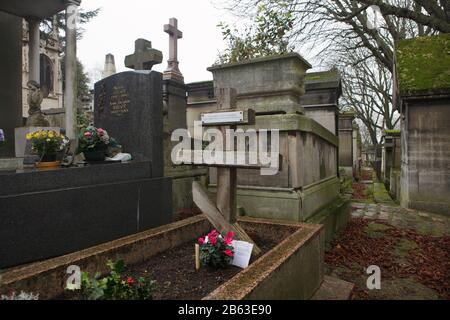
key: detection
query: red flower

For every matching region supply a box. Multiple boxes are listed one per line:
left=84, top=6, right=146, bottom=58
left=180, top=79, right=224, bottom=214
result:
left=127, top=277, right=135, bottom=287
left=223, top=231, right=234, bottom=245
left=198, top=237, right=205, bottom=245
left=208, top=230, right=218, bottom=238
left=209, top=236, right=217, bottom=245
left=224, top=249, right=233, bottom=257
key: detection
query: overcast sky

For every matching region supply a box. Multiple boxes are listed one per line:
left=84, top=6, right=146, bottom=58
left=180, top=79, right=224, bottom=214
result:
left=78, top=0, right=319, bottom=88
left=78, top=0, right=237, bottom=87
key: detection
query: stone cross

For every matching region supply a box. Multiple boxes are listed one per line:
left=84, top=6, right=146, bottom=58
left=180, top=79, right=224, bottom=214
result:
left=124, top=38, right=163, bottom=71
left=163, top=18, right=183, bottom=80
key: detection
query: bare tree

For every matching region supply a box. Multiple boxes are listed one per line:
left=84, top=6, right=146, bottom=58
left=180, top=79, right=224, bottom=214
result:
left=217, top=0, right=443, bottom=145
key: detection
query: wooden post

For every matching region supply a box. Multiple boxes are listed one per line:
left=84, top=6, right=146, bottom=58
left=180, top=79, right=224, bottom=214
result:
left=193, top=182, right=262, bottom=255
left=195, top=244, right=200, bottom=271
left=216, top=88, right=238, bottom=223
left=190, top=87, right=263, bottom=256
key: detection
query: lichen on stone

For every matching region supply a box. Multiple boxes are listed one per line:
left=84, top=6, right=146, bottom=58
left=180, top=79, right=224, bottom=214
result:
left=305, top=68, right=340, bottom=82
left=395, top=33, right=450, bottom=95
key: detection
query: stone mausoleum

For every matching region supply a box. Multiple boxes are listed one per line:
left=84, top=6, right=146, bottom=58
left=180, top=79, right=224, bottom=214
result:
left=187, top=54, right=349, bottom=240
left=395, top=33, right=450, bottom=215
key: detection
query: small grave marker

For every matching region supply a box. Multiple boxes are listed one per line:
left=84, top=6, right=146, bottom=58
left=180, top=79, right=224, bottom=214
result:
left=191, top=88, right=262, bottom=256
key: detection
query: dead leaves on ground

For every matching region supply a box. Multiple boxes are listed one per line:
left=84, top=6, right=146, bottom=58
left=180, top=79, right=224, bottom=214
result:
left=326, top=218, right=450, bottom=299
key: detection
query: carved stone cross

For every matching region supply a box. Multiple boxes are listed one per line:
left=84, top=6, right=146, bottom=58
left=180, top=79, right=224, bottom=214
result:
left=163, top=18, right=183, bottom=81
left=124, top=38, right=163, bottom=71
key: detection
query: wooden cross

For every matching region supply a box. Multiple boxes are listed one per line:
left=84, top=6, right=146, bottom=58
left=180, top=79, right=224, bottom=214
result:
left=124, top=38, right=163, bottom=71
left=192, top=88, right=262, bottom=256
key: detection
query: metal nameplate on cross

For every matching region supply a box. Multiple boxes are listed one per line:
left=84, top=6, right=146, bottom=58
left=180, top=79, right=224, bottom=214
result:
left=124, top=38, right=163, bottom=71
left=192, top=88, right=262, bottom=256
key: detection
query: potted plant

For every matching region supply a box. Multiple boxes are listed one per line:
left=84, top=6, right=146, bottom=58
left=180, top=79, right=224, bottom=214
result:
left=26, top=130, right=69, bottom=170
left=77, top=126, right=118, bottom=162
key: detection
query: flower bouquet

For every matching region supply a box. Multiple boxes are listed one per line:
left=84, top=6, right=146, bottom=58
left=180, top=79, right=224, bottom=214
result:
left=198, top=230, right=235, bottom=269
left=77, top=126, right=118, bottom=162
left=26, top=130, right=69, bottom=169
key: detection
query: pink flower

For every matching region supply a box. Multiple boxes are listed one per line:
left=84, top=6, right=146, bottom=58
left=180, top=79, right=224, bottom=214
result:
left=198, top=237, right=205, bottom=245
left=96, top=128, right=105, bottom=136
left=223, top=231, right=234, bottom=245
left=209, top=236, right=217, bottom=245
left=224, top=249, right=233, bottom=257
left=208, top=230, right=218, bottom=238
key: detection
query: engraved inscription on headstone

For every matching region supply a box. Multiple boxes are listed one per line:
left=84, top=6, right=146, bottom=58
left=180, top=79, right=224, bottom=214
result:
left=96, top=82, right=106, bottom=114
left=110, top=85, right=130, bottom=116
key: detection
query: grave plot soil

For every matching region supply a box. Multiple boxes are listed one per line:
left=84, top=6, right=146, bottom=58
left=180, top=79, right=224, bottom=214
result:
left=125, top=223, right=298, bottom=300
left=325, top=218, right=450, bottom=300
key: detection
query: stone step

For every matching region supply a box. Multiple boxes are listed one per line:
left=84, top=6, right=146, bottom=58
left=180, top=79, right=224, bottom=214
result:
left=311, top=276, right=355, bottom=300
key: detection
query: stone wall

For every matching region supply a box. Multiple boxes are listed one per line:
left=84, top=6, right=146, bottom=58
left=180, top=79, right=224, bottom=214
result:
left=400, top=100, right=450, bottom=214
left=300, top=69, right=341, bottom=135
left=338, top=113, right=354, bottom=170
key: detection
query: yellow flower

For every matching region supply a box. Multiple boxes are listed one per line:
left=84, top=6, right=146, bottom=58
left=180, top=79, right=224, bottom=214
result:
left=48, top=133, right=54, bottom=138
left=26, top=133, right=32, bottom=140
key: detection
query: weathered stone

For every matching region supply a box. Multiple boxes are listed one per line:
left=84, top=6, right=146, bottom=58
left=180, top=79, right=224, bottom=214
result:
left=208, top=53, right=312, bottom=114
left=124, top=39, right=163, bottom=71
left=300, top=69, right=342, bottom=135
left=395, top=34, right=450, bottom=215
left=338, top=112, right=355, bottom=174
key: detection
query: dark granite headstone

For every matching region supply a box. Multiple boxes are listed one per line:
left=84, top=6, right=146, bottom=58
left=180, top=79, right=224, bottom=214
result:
left=0, top=161, right=172, bottom=269
left=94, top=71, right=164, bottom=177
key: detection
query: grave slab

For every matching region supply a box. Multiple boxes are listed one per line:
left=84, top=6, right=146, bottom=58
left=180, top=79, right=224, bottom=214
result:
left=0, top=161, right=172, bottom=269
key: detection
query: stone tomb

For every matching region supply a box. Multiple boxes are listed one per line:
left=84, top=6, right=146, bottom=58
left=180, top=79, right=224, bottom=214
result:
left=338, top=112, right=355, bottom=177
left=395, top=34, right=450, bottom=214
left=300, top=69, right=342, bottom=135
left=160, top=20, right=208, bottom=215
left=381, top=130, right=401, bottom=199
left=0, top=67, right=173, bottom=269
left=0, top=161, right=172, bottom=269
left=205, top=54, right=343, bottom=224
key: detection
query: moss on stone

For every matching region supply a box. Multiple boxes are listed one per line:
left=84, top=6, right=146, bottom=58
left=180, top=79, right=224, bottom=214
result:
left=363, top=222, right=392, bottom=238
left=305, top=68, right=340, bottom=82
left=384, top=130, right=401, bottom=135
left=395, top=33, right=450, bottom=95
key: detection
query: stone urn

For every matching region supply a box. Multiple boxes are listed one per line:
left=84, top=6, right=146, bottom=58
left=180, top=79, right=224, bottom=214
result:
left=207, top=53, right=312, bottom=115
